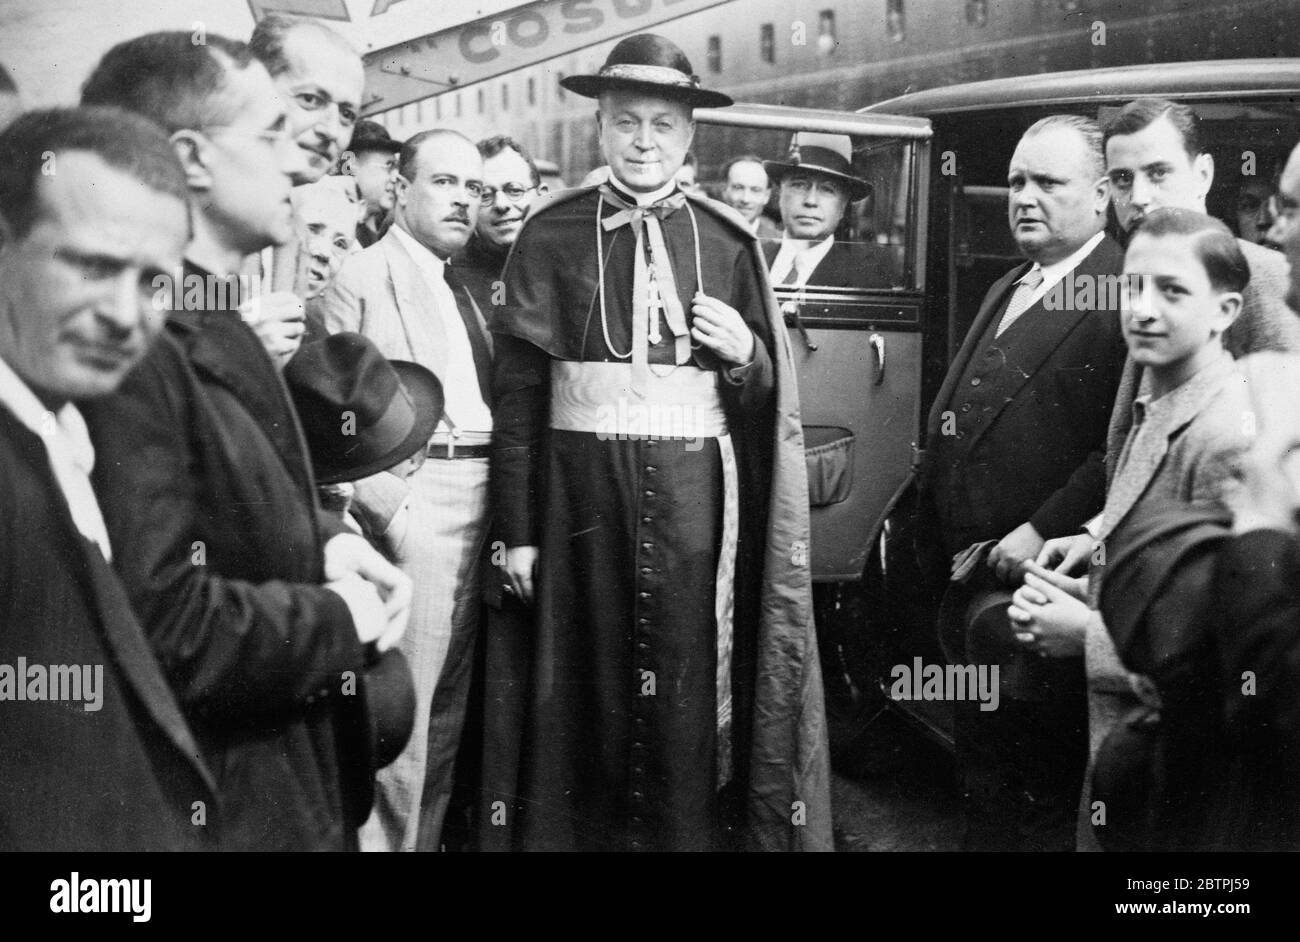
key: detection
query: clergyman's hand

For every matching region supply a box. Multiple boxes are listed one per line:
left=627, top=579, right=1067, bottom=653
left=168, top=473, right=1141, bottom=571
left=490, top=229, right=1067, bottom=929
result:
left=504, top=545, right=539, bottom=606
left=690, top=293, right=755, bottom=366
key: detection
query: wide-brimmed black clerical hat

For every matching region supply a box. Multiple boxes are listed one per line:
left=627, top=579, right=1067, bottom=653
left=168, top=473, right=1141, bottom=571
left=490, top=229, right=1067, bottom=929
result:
left=286, top=332, right=443, bottom=485
left=560, top=33, right=733, bottom=109
left=764, top=133, right=871, bottom=201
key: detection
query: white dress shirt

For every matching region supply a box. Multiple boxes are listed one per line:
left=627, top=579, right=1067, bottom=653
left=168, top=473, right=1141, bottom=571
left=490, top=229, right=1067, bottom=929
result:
left=0, top=356, right=113, bottom=560
left=1018, top=230, right=1106, bottom=309
left=768, top=233, right=837, bottom=288
left=391, top=225, right=493, bottom=434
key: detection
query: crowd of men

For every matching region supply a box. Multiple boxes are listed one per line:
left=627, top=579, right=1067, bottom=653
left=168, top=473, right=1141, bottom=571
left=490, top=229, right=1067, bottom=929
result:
left=3, top=16, right=1300, bottom=853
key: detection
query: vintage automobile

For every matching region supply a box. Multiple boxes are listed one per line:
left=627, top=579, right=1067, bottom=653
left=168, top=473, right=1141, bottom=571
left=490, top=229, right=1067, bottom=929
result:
left=691, top=58, right=1300, bottom=765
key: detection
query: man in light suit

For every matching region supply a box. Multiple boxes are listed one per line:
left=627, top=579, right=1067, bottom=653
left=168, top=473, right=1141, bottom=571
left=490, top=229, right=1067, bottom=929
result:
left=0, top=107, right=215, bottom=850
left=317, top=128, right=494, bottom=852
left=916, top=114, right=1127, bottom=851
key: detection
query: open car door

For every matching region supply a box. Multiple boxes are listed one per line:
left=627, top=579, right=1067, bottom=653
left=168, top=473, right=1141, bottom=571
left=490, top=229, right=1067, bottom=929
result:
left=693, top=104, right=932, bottom=581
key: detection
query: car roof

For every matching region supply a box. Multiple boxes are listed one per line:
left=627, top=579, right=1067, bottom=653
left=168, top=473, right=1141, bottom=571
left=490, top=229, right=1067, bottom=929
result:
left=864, top=58, right=1300, bottom=117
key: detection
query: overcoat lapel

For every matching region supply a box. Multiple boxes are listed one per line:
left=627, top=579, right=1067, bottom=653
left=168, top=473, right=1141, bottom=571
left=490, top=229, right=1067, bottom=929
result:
left=173, top=309, right=316, bottom=501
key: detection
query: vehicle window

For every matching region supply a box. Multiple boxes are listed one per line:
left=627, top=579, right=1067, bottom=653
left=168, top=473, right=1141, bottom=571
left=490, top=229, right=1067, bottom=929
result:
left=695, top=126, right=921, bottom=318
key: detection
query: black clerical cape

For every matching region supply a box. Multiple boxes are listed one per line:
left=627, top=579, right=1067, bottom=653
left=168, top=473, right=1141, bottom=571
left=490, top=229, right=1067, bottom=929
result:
left=488, top=185, right=831, bottom=851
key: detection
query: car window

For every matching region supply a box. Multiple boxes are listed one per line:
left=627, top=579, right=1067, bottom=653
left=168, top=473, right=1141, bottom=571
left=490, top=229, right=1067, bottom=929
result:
left=696, top=126, right=922, bottom=308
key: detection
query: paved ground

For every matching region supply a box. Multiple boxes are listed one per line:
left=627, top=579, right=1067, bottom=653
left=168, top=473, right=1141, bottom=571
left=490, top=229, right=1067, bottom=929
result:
left=830, top=706, right=963, bottom=852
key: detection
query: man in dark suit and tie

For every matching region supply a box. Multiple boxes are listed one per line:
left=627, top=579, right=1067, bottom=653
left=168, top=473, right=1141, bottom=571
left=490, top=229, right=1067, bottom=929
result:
left=761, top=133, right=903, bottom=293
left=916, top=114, right=1127, bottom=850
left=0, top=107, right=215, bottom=850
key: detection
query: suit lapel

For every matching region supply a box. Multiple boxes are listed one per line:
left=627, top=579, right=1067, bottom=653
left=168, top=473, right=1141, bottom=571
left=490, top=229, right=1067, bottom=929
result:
left=1099, top=423, right=1172, bottom=541
left=77, top=530, right=219, bottom=795
left=1098, top=358, right=1234, bottom=539
left=381, top=232, right=450, bottom=380
left=0, top=411, right=216, bottom=795
left=965, top=238, right=1122, bottom=454
left=926, top=263, right=1026, bottom=440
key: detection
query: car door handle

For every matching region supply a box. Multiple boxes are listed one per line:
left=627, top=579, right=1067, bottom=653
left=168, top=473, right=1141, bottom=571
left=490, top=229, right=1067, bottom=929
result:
left=869, top=333, right=885, bottom=385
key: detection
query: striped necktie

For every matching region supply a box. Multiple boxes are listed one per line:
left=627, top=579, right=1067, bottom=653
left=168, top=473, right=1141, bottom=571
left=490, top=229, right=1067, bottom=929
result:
left=995, top=265, right=1044, bottom=337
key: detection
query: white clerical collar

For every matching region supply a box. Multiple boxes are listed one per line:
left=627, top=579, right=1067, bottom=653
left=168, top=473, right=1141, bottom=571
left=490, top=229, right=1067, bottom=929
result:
left=606, top=175, right=680, bottom=207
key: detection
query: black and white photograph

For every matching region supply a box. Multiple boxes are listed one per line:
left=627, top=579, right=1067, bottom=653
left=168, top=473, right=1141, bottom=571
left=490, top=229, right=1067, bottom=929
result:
left=1, top=0, right=1298, bottom=920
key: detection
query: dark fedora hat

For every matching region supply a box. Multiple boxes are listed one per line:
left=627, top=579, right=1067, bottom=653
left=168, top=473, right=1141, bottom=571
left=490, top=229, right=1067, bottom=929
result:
left=560, top=33, right=733, bottom=109
left=336, top=646, right=418, bottom=829
left=346, top=119, right=403, bottom=156
left=764, top=132, right=871, bottom=201
left=286, top=332, right=443, bottom=485
left=936, top=550, right=1061, bottom=703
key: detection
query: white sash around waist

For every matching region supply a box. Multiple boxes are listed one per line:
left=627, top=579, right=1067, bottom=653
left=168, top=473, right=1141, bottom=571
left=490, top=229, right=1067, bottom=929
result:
left=549, top=361, right=727, bottom=439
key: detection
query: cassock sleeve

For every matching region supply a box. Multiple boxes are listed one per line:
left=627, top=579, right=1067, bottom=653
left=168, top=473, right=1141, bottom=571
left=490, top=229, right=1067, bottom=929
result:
left=87, top=341, right=366, bottom=720
left=489, top=219, right=560, bottom=549
left=490, top=334, right=549, bottom=548
left=714, top=244, right=775, bottom=415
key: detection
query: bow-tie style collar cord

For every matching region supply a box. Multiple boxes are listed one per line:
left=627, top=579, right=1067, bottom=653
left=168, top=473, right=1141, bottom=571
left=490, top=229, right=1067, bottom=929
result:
left=594, top=187, right=707, bottom=395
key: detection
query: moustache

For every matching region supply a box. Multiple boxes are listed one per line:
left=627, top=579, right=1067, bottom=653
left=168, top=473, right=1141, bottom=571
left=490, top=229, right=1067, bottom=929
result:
left=444, top=213, right=471, bottom=225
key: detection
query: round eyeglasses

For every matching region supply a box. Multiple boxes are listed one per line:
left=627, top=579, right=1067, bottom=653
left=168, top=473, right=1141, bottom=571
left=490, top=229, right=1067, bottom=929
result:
left=479, top=183, right=536, bottom=206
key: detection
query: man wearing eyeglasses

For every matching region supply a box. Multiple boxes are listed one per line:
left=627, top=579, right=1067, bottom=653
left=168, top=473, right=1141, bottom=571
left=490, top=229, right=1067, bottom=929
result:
left=318, top=129, right=495, bottom=852
left=80, top=31, right=412, bottom=851
left=453, top=137, right=544, bottom=319
left=446, top=134, right=544, bottom=851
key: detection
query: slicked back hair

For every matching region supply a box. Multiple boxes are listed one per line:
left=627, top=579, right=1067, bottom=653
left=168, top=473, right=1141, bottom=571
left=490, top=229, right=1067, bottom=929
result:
left=1022, top=113, right=1105, bottom=181
left=81, top=31, right=255, bottom=134
left=1103, top=98, right=1204, bottom=160
left=249, top=13, right=356, bottom=76
left=0, top=107, right=190, bottom=240
left=477, top=135, right=540, bottom=188
left=722, top=154, right=769, bottom=182
left=1132, top=206, right=1250, bottom=294
left=399, top=128, right=475, bottom=183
